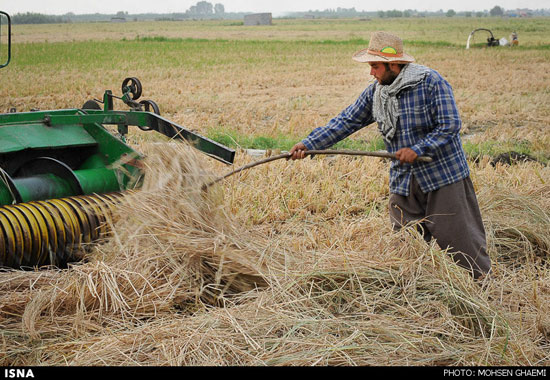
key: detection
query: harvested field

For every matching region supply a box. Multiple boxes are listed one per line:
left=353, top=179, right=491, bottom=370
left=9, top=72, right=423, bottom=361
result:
left=0, top=17, right=549, bottom=366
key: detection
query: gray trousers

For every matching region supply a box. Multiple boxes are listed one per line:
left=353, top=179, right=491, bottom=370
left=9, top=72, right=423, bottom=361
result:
left=388, top=176, right=491, bottom=278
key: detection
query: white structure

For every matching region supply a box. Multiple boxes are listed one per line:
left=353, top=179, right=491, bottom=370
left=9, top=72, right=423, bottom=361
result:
left=244, top=13, right=272, bottom=26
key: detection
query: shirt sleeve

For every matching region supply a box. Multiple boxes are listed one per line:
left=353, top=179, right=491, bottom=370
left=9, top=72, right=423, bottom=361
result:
left=410, top=77, right=462, bottom=157
left=302, top=85, right=375, bottom=150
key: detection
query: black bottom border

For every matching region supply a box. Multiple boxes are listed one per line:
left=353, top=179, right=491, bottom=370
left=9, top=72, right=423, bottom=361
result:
left=1, top=366, right=548, bottom=378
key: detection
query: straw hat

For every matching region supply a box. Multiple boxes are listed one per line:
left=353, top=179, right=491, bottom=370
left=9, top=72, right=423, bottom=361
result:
left=352, top=31, right=415, bottom=64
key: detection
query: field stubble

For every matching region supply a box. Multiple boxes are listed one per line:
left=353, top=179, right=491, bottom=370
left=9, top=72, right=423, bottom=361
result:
left=0, top=18, right=549, bottom=366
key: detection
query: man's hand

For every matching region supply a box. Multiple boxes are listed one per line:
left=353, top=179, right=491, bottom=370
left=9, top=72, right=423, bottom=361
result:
left=395, top=148, right=418, bottom=164
left=288, top=142, right=308, bottom=160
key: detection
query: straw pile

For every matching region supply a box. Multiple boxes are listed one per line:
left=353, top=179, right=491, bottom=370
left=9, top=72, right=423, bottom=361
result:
left=1, top=143, right=549, bottom=366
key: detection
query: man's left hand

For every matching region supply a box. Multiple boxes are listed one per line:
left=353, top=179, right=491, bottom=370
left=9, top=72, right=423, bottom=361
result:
left=395, top=148, right=418, bottom=164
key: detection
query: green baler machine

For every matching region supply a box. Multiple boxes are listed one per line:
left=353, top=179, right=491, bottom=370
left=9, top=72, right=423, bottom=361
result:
left=0, top=75, right=235, bottom=268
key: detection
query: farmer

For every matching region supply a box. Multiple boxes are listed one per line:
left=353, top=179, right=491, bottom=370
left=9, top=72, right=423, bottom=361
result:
left=289, top=31, right=491, bottom=279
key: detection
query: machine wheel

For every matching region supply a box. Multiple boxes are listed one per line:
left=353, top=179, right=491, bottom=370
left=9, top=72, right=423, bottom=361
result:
left=82, top=99, right=102, bottom=110
left=122, top=77, right=142, bottom=100
left=139, top=100, right=160, bottom=115
left=137, top=100, right=160, bottom=131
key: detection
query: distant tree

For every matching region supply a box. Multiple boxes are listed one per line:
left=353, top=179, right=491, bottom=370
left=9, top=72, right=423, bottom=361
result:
left=214, top=3, right=225, bottom=14
left=446, top=9, right=456, bottom=17
left=476, top=11, right=485, bottom=17
left=336, top=7, right=356, bottom=13
left=465, top=11, right=472, bottom=17
left=385, top=9, right=403, bottom=17
left=490, top=5, right=504, bottom=16
left=186, top=1, right=214, bottom=16
left=12, top=12, right=67, bottom=24
left=197, top=1, right=213, bottom=14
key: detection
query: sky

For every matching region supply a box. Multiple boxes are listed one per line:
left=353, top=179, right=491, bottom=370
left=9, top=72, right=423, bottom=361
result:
left=1, top=0, right=548, bottom=16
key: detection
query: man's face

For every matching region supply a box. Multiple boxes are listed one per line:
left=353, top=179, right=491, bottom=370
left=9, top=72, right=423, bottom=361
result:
left=369, top=62, right=400, bottom=85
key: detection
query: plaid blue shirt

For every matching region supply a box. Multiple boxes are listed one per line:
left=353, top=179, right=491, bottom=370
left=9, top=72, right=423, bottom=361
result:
left=302, top=66, right=470, bottom=196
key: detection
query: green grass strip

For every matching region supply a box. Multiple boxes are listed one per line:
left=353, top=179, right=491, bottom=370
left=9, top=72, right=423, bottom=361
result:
left=207, top=128, right=386, bottom=152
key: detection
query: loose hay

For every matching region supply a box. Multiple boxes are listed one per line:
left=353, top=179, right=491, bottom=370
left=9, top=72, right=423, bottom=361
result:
left=0, top=144, right=549, bottom=366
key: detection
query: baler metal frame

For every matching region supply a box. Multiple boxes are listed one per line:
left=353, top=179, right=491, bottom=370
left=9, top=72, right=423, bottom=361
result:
left=0, top=76, right=235, bottom=269
left=1, top=108, right=235, bottom=165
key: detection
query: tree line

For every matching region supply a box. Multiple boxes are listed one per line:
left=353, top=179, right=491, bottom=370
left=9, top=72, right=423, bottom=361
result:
left=11, top=12, right=69, bottom=24
left=377, top=6, right=515, bottom=18
left=8, top=3, right=547, bottom=24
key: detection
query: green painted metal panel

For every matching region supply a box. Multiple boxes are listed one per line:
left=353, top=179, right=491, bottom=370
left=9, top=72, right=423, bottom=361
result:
left=0, top=183, right=15, bottom=205
left=0, top=123, right=97, bottom=154
left=74, top=168, right=121, bottom=194
left=0, top=106, right=234, bottom=207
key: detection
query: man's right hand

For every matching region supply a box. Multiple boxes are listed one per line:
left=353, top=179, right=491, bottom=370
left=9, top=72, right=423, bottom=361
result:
left=288, top=142, right=308, bottom=160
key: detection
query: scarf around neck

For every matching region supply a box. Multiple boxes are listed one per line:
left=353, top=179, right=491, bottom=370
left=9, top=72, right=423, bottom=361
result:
left=373, top=63, right=431, bottom=143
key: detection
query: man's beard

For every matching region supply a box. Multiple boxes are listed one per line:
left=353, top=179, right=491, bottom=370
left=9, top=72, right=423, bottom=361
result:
left=379, top=70, right=400, bottom=85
